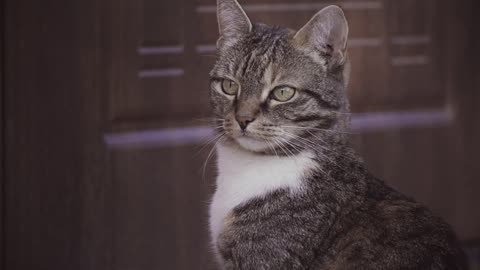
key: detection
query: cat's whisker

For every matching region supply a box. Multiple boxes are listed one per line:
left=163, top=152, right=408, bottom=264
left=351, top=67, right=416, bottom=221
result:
left=272, top=137, right=293, bottom=159
left=281, top=132, right=317, bottom=149
left=202, top=134, right=225, bottom=182
left=199, top=54, right=218, bottom=58
left=270, top=138, right=284, bottom=156
left=296, top=130, right=360, bottom=170
left=281, top=132, right=338, bottom=167
left=302, top=130, right=351, bottom=157
left=278, top=136, right=301, bottom=154
left=280, top=133, right=308, bottom=153
left=282, top=129, right=353, bottom=165
left=276, top=137, right=296, bottom=158
left=282, top=125, right=355, bottom=135
left=197, top=130, right=223, bottom=147
left=304, top=131, right=333, bottom=149
left=189, top=117, right=226, bottom=125
left=265, top=139, right=280, bottom=159
left=281, top=133, right=331, bottom=178
left=329, top=111, right=353, bottom=115
left=196, top=131, right=225, bottom=155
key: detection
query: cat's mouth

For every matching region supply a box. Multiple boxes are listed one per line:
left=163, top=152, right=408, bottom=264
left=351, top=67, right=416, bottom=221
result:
left=234, top=135, right=271, bottom=152
left=223, top=120, right=276, bottom=152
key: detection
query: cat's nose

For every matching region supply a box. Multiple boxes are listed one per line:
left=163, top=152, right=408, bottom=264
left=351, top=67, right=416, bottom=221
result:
left=235, top=116, right=255, bottom=131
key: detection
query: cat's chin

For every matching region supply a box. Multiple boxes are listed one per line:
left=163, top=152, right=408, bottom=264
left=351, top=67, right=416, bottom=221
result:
left=234, top=136, right=270, bottom=153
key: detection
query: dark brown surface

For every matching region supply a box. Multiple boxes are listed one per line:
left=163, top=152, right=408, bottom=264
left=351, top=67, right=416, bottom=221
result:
left=2, top=0, right=480, bottom=270
left=109, top=0, right=449, bottom=130
left=352, top=127, right=469, bottom=239
left=443, top=0, right=480, bottom=239
left=110, top=146, right=217, bottom=270
left=4, top=0, right=110, bottom=269
left=0, top=0, right=4, bottom=267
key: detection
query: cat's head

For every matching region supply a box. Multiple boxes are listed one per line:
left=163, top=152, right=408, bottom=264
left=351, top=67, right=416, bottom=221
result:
left=210, top=0, right=351, bottom=154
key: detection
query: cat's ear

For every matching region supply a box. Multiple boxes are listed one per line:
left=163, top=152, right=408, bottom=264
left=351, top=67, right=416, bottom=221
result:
left=216, top=0, right=252, bottom=49
left=294, top=5, right=348, bottom=67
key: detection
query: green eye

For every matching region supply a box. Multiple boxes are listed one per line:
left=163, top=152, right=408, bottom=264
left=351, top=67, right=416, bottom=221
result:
left=272, top=86, right=296, bottom=102
left=221, top=79, right=239, bottom=95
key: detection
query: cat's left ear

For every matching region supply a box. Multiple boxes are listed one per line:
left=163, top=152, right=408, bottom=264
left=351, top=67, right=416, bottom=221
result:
left=294, top=5, right=349, bottom=67
left=216, top=0, right=252, bottom=49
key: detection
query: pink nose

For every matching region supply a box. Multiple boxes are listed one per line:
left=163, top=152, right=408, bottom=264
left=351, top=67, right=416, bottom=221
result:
left=235, top=116, right=255, bottom=131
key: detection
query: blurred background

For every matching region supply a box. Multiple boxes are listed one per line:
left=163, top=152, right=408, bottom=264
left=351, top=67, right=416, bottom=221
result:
left=2, top=0, right=480, bottom=269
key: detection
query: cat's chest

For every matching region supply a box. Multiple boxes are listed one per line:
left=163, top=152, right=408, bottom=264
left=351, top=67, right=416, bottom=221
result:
left=208, top=144, right=315, bottom=249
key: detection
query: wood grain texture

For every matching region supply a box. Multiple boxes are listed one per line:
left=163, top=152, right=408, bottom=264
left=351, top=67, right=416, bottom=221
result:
left=110, top=145, right=217, bottom=270
left=195, top=8, right=385, bottom=44
left=4, top=0, right=110, bottom=269
left=110, top=0, right=450, bottom=130
left=351, top=127, right=460, bottom=230
left=3, top=0, right=480, bottom=270
left=106, top=0, right=212, bottom=129
left=442, top=0, right=480, bottom=240
left=0, top=0, right=4, bottom=266
left=143, top=0, right=184, bottom=46
left=382, top=0, right=445, bottom=112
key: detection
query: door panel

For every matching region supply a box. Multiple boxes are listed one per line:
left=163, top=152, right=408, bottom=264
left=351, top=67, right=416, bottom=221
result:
left=107, top=0, right=448, bottom=132
left=3, top=0, right=479, bottom=270
left=110, top=146, right=216, bottom=270
left=0, top=0, right=4, bottom=265
left=102, top=1, right=479, bottom=269
left=4, top=1, right=110, bottom=269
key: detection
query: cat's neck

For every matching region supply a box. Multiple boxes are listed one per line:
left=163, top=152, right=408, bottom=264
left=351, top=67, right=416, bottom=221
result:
left=215, top=143, right=317, bottom=190
left=210, top=143, right=318, bottom=248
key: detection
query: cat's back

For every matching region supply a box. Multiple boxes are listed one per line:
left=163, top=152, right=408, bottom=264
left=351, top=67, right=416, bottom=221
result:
left=316, top=175, right=469, bottom=270
left=215, top=161, right=468, bottom=270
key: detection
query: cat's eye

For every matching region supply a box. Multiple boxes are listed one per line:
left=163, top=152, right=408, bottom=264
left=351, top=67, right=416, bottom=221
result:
left=272, top=86, right=296, bottom=102
left=221, top=79, right=239, bottom=96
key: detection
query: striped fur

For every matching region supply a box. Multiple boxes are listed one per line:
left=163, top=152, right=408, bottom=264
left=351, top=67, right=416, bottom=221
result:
left=208, top=1, right=467, bottom=269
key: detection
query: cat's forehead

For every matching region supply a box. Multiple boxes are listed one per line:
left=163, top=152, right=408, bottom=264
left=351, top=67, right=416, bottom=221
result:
left=223, top=28, right=302, bottom=80
left=211, top=23, right=327, bottom=97
left=219, top=26, right=289, bottom=65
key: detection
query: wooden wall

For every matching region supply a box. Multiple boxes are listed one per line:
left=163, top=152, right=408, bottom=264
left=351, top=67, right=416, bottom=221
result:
left=2, top=0, right=479, bottom=270
left=106, top=0, right=448, bottom=131
left=3, top=1, right=110, bottom=269
left=0, top=0, right=4, bottom=266
left=101, top=1, right=480, bottom=269
left=444, top=0, right=480, bottom=239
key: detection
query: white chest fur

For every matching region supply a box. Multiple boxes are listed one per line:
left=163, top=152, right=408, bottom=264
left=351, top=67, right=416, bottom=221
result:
left=209, top=143, right=315, bottom=250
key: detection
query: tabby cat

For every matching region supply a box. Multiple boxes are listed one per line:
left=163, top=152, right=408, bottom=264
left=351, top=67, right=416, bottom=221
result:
left=208, top=0, right=467, bottom=269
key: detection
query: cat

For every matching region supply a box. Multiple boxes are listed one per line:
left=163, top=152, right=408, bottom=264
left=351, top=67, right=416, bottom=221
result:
left=208, top=0, right=468, bottom=269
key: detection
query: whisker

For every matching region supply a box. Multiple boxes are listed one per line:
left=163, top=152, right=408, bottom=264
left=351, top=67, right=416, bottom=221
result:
left=281, top=132, right=339, bottom=169
left=276, top=137, right=296, bottom=158
left=189, top=117, right=225, bottom=125
left=281, top=133, right=332, bottom=178
left=265, top=139, right=279, bottom=159
left=282, top=125, right=355, bottom=135
left=298, top=130, right=360, bottom=171
left=278, top=135, right=303, bottom=154
left=199, top=54, right=218, bottom=58
left=272, top=137, right=292, bottom=158
left=329, top=111, right=353, bottom=115
left=202, top=135, right=225, bottom=182
left=196, top=131, right=225, bottom=155
left=286, top=134, right=361, bottom=165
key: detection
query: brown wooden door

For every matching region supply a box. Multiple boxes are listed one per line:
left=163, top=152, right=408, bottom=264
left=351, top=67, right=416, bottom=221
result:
left=4, top=1, right=111, bottom=269
left=3, top=0, right=479, bottom=270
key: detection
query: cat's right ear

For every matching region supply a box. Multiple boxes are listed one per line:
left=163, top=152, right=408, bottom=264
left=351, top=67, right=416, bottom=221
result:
left=293, top=5, right=349, bottom=68
left=216, top=0, right=252, bottom=49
